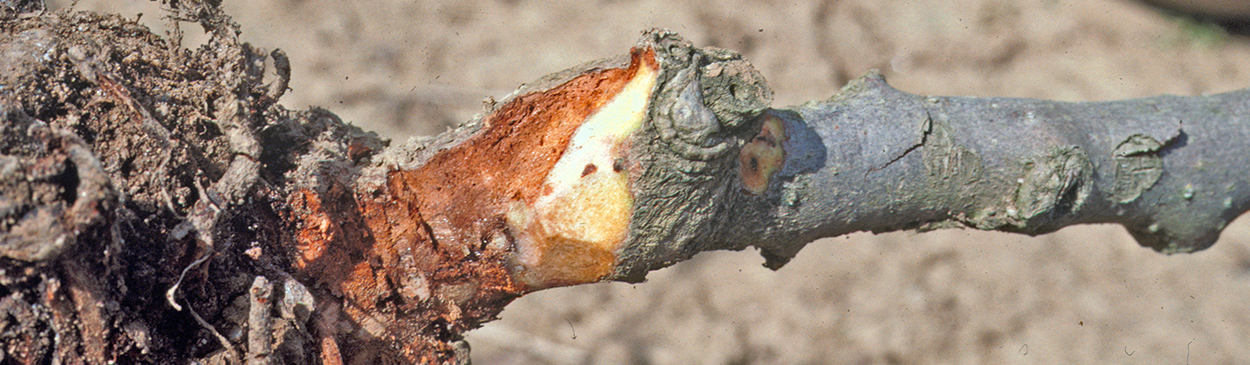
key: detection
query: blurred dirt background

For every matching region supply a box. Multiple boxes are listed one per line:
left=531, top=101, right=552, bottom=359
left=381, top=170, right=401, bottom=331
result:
left=47, top=0, right=1250, bottom=363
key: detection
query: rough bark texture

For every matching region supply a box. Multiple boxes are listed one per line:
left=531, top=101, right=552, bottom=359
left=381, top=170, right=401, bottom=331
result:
left=724, top=75, right=1250, bottom=268
left=1, top=2, right=1248, bottom=365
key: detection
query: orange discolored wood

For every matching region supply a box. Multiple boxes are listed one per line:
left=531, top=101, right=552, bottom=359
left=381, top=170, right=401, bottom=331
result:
left=287, top=185, right=376, bottom=297
left=739, top=113, right=788, bottom=194
left=385, top=47, right=658, bottom=290
left=284, top=46, right=660, bottom=363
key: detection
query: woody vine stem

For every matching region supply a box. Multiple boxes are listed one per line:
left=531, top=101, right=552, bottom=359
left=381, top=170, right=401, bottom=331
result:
left=279, top=30, right=1249, bottom=363
left=0, top=5, right=1248, bottom=364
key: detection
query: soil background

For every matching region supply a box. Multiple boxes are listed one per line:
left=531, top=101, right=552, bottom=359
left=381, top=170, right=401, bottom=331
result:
left=46, top=0, right=1250, bottom=363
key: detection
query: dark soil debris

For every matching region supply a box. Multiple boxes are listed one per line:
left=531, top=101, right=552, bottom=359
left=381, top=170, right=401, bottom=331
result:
left=0, top=2, right=382, bottom=364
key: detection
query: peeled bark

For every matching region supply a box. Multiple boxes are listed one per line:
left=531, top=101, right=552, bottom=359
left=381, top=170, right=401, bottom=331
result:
left=0, top=3, right=1247, bottom=365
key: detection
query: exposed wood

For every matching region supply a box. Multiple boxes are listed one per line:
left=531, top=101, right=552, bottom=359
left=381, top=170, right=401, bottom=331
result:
left=0, top=3, right=1247, bottom=364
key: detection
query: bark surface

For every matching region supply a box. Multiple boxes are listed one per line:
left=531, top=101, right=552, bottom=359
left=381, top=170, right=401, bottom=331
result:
left=0, top=2, right=1247, bottom=365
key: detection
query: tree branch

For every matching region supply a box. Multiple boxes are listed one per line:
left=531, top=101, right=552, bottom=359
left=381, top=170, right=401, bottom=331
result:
left=2, top=4, right=1248, bottom=364
left=304, top=30, right=1248, bottom=362
left=716, top=73, right=1249, bottom=271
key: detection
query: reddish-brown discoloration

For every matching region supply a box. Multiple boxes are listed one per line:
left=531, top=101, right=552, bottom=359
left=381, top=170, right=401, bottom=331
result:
left=287, top=48, right=659, bottom=364
left=387, top=47, right=658, bottom=289
left=392, top=47, right=657, bottom=231
left=739, top=113, right=788, bottom=194
left=288, top=186, right=375, bottom=297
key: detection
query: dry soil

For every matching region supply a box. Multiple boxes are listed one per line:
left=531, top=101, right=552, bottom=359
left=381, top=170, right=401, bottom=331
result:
left=48, top=0, right=1250, bottom=363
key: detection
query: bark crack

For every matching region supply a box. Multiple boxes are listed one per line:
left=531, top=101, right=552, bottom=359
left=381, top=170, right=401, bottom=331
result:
left=866, top=110, right=932, bottom=177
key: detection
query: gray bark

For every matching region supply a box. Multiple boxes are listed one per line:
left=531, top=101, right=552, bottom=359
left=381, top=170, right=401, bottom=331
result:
left=614, top=61, right=1248, bottom=280
left=736, top=73, right=1249, bottom=269
left=2, top=2, right=1249, bottom=363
